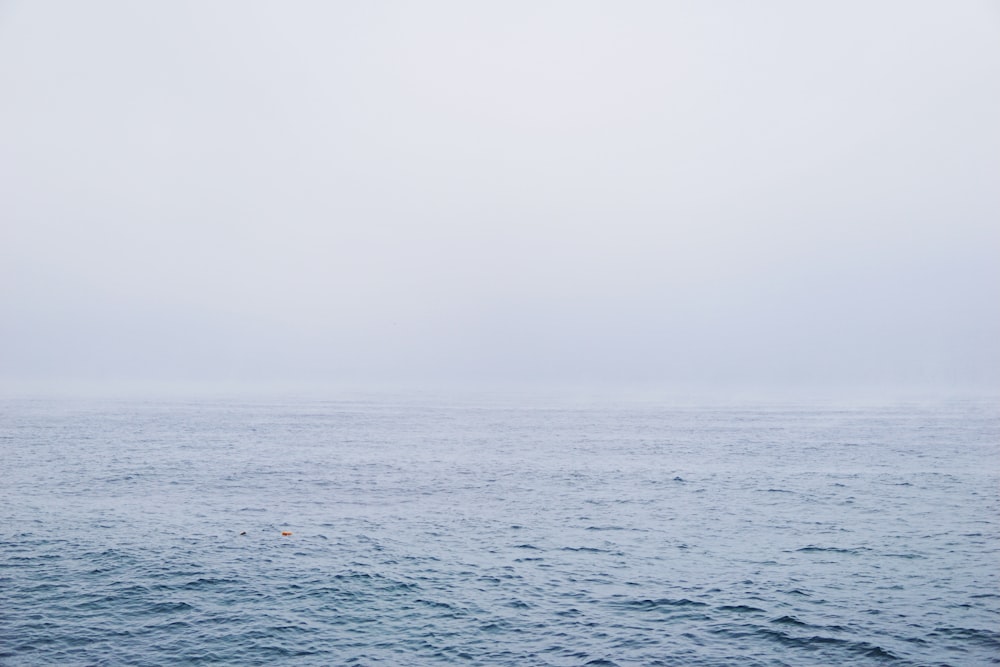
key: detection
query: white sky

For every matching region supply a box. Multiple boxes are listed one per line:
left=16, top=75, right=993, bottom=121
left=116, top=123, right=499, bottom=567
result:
left=1, top=1, right=998, bottom=393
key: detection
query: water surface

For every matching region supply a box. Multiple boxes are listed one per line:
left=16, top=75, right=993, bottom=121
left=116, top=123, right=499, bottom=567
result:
left=2, top=395, right=998, bottom=665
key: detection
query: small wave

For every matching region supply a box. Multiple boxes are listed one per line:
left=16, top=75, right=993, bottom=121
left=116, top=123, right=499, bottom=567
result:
left=414, top=598, right=463, bottom=613
left=555, top=607, right=582, bottom=617
left=796, top=546, right=866, bottom=555
left=751, top=627, right=899, bottom=660
left=560, top=546, right=616, bottom=554
left=719, top=605, right=765, bottom=613
left=616, top=598, right=708, bottom=610
left=180, top=577, right=238, bottom=590
left=930, top=626, right=1000, bottom=649
left=784, top=589, right=812, bottom=596
left=479, top=621, right=510, bottom=633
left=769, top=616, right=847, bottom=634
left=863, top=645, right=899, bottom=659
left=148, top=601, right=195, bottom=614
left=772, top=615, right=808, bottom=626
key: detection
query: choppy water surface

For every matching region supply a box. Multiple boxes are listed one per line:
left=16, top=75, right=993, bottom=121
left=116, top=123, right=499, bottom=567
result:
left=2, top=394, right=998, bottom=666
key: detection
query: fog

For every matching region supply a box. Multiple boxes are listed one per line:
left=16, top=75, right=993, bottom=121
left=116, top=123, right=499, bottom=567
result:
left=2, top=1, right=998, bottom=395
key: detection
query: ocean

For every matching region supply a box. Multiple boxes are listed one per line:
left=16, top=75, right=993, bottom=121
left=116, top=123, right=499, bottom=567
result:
left=2, top=394, right=998, bottom=666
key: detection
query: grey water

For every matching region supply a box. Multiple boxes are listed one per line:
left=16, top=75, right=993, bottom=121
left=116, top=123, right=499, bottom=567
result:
left=1, top=394, right=998, bottom=666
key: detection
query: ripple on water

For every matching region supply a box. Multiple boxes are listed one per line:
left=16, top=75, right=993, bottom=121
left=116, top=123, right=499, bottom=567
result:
left=1, top=396, right=998, bottom=666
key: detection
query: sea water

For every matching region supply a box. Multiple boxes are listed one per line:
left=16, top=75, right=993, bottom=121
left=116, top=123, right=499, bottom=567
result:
left=1, top=394, right=998, bottom=666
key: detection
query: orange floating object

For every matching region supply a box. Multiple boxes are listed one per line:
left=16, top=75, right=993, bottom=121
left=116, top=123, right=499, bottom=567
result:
left=281, top=531, right=293, bottom=536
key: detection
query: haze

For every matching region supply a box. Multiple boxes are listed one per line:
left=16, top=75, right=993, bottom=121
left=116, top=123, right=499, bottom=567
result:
left=2, top=1, right=998, bottom=395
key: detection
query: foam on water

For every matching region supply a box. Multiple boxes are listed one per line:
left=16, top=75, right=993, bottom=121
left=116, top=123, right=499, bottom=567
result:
left=2, top=395, right=998, bottom=665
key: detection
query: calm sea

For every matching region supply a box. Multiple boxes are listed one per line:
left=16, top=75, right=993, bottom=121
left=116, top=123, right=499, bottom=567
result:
left=2, top=394, right=998, bottom=666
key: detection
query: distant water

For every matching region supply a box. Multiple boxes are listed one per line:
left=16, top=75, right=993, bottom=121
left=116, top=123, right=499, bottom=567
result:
left=2, top=394, right=998, bottom=666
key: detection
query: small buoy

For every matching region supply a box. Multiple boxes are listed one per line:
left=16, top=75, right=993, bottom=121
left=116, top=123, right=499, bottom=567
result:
left=281, top=531, right=293, bottom=536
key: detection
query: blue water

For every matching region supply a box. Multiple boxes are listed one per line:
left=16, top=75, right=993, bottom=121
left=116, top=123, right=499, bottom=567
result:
left=2, top=394, right=998, bottom=665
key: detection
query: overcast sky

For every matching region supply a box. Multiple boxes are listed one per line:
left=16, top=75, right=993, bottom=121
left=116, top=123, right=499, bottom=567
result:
left=1, top=1, right=998, bottom=394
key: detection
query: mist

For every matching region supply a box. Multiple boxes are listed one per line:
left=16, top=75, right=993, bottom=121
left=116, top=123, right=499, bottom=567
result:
left=2, top=1, right=998, bottom=395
